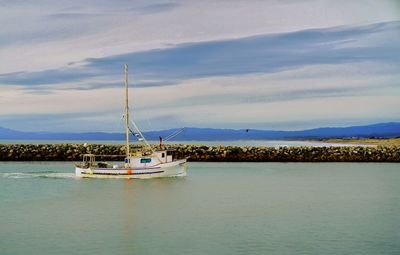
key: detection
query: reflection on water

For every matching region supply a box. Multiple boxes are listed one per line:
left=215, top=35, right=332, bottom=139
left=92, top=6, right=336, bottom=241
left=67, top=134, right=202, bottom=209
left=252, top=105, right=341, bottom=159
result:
left=0, top=162, right=399, bottom=255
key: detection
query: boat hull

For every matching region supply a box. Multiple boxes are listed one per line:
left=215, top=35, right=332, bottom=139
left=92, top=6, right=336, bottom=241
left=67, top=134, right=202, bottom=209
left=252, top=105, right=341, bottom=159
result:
left=75, top=159, right=187, bottom=179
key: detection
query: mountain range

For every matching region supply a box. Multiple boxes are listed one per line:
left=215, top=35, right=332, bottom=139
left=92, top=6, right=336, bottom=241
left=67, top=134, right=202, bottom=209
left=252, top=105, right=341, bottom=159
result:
left=0, top=122, right=399, bottom=141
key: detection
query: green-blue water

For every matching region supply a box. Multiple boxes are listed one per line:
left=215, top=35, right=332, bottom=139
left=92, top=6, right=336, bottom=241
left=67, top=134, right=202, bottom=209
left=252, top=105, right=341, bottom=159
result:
left=1, top=162, right=399, bottom=255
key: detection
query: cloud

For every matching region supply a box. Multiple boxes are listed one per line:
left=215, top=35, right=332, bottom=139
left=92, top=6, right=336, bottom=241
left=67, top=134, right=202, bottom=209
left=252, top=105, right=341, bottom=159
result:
left=2, top=60, right=398, bottom=132
left=1, top=0, right=399, bottom=73
left=0, top=112, right=124, bottom=133
left=1, top=21, right=399, bottom=91
left=127, top=2, right=180, bottom=14
left=1, top=1, right=399, bottom=131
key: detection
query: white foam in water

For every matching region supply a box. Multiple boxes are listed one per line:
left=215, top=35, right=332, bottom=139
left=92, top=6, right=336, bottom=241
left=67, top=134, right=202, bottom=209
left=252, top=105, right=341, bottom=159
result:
left=2, top=172, right=76, bottom=179
left=40, top=173, right=76, bottom=179
left=2, top=173, right=30, bottom=179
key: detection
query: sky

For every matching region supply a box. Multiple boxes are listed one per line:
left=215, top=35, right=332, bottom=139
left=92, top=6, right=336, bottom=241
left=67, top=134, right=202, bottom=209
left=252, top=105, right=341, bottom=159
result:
left=0, top=0, right=399, bottom=132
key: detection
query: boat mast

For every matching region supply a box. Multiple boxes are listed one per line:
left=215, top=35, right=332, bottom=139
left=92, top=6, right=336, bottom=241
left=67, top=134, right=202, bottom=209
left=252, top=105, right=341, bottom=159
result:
left=125, top=64, right=130, bottom=166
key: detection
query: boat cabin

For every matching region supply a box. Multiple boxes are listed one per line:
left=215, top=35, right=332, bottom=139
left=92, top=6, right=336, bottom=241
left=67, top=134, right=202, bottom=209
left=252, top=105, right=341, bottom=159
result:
left=126, top=148, right=177, bottom=168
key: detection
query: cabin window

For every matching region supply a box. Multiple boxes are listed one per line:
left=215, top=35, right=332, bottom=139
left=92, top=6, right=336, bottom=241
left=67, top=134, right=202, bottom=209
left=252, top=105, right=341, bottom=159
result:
left=140, top=158, right=151, bottom=163
left=162, top=153, right=165, bottom=158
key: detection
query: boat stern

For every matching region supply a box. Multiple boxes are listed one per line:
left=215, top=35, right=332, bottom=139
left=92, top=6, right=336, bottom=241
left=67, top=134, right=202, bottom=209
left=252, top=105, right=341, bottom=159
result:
left=75, top=166, right=84, bottom=177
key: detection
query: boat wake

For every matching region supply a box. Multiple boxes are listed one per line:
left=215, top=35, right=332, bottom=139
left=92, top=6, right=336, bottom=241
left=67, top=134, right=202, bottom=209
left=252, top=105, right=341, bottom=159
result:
left=2, top=172, right=76, bottom=179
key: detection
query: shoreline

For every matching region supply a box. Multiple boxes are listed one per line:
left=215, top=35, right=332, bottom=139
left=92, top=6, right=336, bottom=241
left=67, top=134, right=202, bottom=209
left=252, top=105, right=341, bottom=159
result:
left=0, top=144, right=399, bottom=162
left=322, top=138, right=400, bottom=146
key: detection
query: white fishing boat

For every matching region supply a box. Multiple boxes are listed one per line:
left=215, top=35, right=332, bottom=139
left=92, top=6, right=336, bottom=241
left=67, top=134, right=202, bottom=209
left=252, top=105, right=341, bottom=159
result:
left=75, top=64, right=188, bottom=178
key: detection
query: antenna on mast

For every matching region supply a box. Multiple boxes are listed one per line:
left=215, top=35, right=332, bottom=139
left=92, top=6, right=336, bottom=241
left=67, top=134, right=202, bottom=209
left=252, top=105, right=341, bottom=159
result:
left=124, top=64, right=130, bottom=167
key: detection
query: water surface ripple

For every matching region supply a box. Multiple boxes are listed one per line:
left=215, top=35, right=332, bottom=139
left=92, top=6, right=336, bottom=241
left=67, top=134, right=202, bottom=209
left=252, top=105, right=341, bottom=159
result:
left=0, top=162, right=399, bottom=255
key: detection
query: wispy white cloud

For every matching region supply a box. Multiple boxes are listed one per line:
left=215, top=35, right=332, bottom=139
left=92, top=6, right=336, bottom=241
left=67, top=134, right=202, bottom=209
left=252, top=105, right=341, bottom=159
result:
left=1, top=61, right=399, bottom=131
left=1, top=0, right=398, bottom=72
left=0, top=0, right=399, bottom=131
left=1, top=21, right=399, bottom=88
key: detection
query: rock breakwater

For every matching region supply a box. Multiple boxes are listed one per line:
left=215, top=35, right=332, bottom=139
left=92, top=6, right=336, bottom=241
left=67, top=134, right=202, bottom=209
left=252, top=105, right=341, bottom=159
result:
left=0, top=144, right=399, bottom=162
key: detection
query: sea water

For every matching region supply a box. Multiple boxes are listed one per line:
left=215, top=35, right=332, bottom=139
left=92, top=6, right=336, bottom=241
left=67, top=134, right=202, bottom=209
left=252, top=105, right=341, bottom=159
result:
left=0, top=162, right=399, bottom=255
left=0, top=139, right=363, bottom=147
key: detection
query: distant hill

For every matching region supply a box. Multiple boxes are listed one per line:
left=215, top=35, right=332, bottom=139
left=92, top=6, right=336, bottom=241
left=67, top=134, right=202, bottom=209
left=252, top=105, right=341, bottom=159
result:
left=0, top=122, right=399, bottom=141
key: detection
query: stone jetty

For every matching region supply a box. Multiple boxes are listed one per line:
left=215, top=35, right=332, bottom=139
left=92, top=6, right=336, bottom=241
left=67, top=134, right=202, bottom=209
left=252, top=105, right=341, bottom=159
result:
left=0, top=144, right=399, bottom=162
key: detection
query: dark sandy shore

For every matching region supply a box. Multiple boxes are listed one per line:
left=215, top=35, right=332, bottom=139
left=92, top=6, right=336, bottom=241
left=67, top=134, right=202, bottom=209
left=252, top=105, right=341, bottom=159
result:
left=323, top=138, right=400, bottom=146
